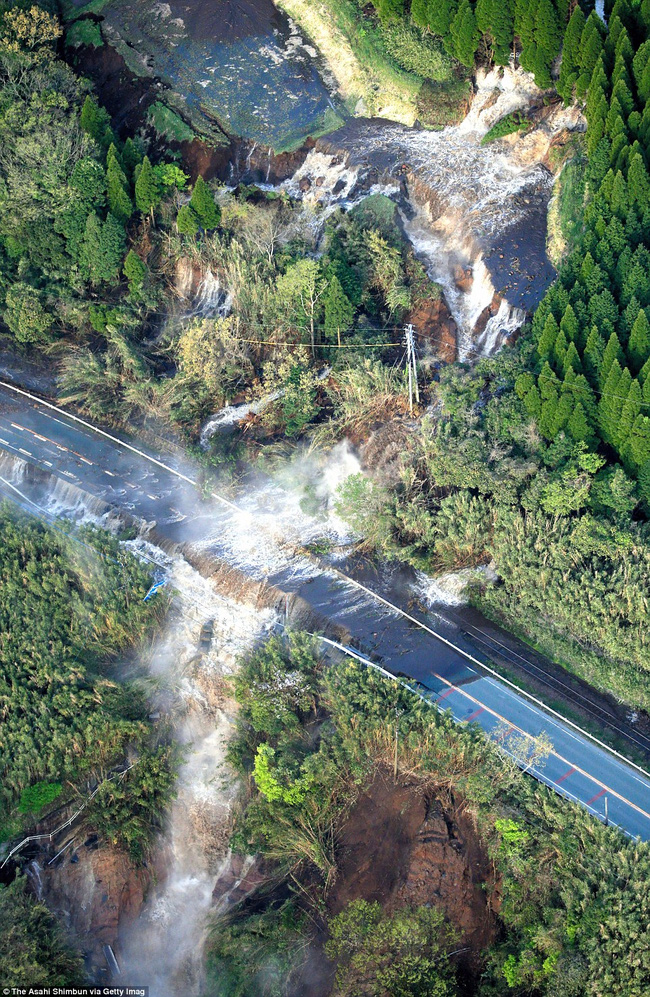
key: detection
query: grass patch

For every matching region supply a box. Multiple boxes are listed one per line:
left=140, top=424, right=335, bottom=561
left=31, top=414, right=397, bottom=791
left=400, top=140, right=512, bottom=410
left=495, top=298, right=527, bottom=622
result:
left=18, top=781, right=62, bottom=816
left=380, top=20, right=454, bottom=81
left=147, top=101, right=195, bottom=144
left=275, top=0, right=423, bottom=123
left=65, top=19, right=103, bottom=49
left=416, top=76, right=472, bottom=129
left=546, top=144, right=587, bottom=266
left=481, top=110, right=530, bottom=145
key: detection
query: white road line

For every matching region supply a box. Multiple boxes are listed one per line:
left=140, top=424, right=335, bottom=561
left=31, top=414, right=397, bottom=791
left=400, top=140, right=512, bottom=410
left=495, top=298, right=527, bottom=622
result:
left=18, top=448, right=32, bottom=457
left=1, top=378, right=649, bottom=785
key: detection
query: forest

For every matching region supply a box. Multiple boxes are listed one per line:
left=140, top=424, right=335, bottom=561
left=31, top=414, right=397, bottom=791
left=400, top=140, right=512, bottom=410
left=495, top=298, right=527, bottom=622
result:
left=2, top=0, right=650, bottom=991
left=209, top=632, right=650, bottom=996
left=2, top=0, right=650, bottom=720
left=0, top=505, right=175, bottom=853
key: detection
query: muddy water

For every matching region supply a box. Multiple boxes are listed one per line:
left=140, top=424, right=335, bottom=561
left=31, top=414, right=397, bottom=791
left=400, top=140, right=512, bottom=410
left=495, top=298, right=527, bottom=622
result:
left=234, top=65, right=580, bottom=356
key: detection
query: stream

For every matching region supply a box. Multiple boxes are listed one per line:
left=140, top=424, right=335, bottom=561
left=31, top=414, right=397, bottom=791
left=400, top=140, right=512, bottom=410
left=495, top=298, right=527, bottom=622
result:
left=2, top=25, right=587, bottom=994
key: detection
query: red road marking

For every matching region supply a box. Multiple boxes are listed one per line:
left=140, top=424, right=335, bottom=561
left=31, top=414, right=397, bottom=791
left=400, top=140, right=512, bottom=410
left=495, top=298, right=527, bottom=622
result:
left=494, top=725, right=515, bottom=741
left=436, top=687, right=455, bottom=704
left=556, top=767, right=576, bottom=784
left=586, top=788, right=607, bottom=807
left=464, top=707, right=485, bottom=722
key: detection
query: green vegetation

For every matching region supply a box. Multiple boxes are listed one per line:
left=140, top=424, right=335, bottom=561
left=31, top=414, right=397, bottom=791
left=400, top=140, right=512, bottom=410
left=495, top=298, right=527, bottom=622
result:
left=147, top=101, right=195, bottom=144
left=480, top=110, right=529, bottom=144
left=17, top=781, right=62, bottom=816
left=65, top=18, right=103, bottom=49
left=0, top=876, right=83, bottom=986
left=208, top=632, right=650, bottom=996
left=546, top=142, right=588, bottom=264
left=326, top=901, right=456, bottom=996
left=0, top=504, right=174, bottom=855
left=276, top=0, right=465, bottom=125
left=380, top=20, right=454, bottom=80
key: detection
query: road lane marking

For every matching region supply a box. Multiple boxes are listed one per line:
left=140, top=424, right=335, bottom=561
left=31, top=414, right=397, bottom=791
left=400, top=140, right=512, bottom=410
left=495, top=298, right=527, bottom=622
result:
left=319, top=636, right=650, bottom=835
left=435, top=687, right=455, bottom=704
left=464, top=707, right=485, bottom=722
left=18, top=448, right=32, bottom=456
left=2, top=378, right=650, bottom=831
left=586, top=788, right=607, bottom=806
left=556, top=767, right=576, bottom=783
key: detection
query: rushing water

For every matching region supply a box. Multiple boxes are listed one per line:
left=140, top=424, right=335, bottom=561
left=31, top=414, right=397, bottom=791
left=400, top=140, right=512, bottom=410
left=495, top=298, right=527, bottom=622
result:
left=117, top=543, right=277, bottom=997
left=227, top=64, right=578, bottom=357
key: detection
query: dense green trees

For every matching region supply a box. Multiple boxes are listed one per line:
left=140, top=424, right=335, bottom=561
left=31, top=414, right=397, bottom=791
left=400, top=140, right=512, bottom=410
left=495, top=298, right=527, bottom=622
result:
left=0, top=877, right=82, bottom=987
left=0, top=6, right=188, bottom=349
left=0, top=506, right=163, bottom=828
left=211, top=633, right=650, bottom=997
left=522, top=0, right=650, bottom=497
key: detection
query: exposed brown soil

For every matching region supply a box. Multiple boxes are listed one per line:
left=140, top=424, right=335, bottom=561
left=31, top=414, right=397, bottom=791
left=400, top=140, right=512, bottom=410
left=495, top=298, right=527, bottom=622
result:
left=408, top=293, right=458, bottom=362
left=327, top=770, right=499, bottom=984
left=38, top=840, right=149, bottom=977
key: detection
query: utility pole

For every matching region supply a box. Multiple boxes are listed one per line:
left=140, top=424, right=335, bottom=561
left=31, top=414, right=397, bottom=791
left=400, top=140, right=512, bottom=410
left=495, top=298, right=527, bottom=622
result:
left=404, top=324, right=419, bottom=414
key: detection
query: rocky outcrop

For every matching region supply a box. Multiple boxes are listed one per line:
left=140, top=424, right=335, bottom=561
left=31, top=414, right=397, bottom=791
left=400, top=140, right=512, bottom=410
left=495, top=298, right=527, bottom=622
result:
left=38, top=841, right=149, bottom=977
left=407, top=293, right=458, bottom=363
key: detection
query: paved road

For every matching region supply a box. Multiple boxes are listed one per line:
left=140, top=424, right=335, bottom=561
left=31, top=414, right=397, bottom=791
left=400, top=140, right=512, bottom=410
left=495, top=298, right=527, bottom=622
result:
left=2, top=382, right=650, bottom=839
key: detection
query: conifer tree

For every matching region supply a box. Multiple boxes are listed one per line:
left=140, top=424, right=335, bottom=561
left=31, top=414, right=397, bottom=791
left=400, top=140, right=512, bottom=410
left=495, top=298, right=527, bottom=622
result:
left=559, top=5, right=586, bottom=102
left=640, top=60, right=650, bottom=104
left=599, top=358, right=623, bottom=442
left=612, top=78, right=634, bottom=118
left=560, top=303, right=579, bottom=343
left=420, top=0, right=459, bottom=38
left=567, top=401, right=591, bottom=442
left=372, top=0, right=404, bottom=20
left=553, top=328, right=569, bottom=367
left=122, top=137, right=143, bottom=183
left=538, top=313, right=560, bottom=357
left=323, top=275, right=355, bottom=342
left=601, top=331, right=625, bottom=385
left=630, top=415, right=650, bottom=466
left=563, top=341, right=583, bottom=376
left=577, top=13, right=605, bottom=98
left=189, top=176, right=221, bottom=230
left=533, top=0, right=562, bottom=83
left=450, top=0, right=480, bottom=67
left=80, top=96, right=111, bottom=145
left=134, top=156, right=161, bottom=220
left=628, top=310, right=650, bottom=371
left=524, top=384, right=543, bottom=418
left=639, top=355, right=650, bottom=384
left=176, top=204, right=200, bottom=236
left=551, top=390, right=574, bottom=435
left=123, top=250, right=146, bottom=296
left=80, top=212, right=125, bottom=287
left=106, top=146, right=132, bottom=225
left=627, top=153, right=650, bottom=210
left=618, top=378, right=643, bottom=456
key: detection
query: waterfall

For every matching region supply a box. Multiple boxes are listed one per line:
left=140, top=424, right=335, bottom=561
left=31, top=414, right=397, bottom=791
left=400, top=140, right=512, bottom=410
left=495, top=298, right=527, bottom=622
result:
left=192, top=270, right=232, bottom=320
left=264, top=62, right=580, bottom=356
left=118, top=544, right=278, bottom=997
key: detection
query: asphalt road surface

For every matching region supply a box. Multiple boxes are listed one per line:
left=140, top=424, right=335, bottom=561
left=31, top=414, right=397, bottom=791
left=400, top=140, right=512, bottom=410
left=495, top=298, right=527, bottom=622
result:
left=2, top=381, right=650, bottom=839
